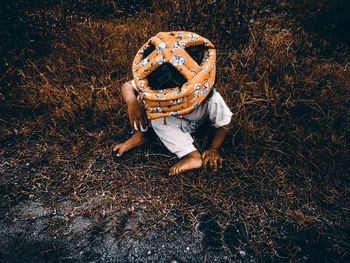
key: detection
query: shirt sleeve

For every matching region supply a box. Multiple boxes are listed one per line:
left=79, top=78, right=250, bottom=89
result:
left=208, top=91, right=233, bottom=128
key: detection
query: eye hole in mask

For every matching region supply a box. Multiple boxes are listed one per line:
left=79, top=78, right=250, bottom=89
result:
left=144, top=44, right=207, bottom=90
left=147, top=63, right=187, bottom=90
left=142, top=44, right=156, bottom=59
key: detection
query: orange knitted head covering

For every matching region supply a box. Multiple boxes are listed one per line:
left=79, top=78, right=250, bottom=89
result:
left=132, top=31, right=216, bottom=119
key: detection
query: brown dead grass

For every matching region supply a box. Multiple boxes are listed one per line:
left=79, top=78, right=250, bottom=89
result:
left=1, top=0, right=349, bottom=261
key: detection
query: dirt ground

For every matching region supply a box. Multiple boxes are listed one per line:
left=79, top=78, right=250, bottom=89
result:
left=1, top=133, right=348, bottom=262
left=0, top=135, right=253, bottom=263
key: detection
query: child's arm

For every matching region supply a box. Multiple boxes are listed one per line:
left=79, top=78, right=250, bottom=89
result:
left=121, top=81, right=149, bottom=130
left=112, top=81, right=149, bottom=157
left=201, top=123, right=231, bottom=171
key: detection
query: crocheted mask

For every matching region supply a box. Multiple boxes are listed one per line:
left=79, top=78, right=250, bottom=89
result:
left=132, top=31, right=216, bottom=119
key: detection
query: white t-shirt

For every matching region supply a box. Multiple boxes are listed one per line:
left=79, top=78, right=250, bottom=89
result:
left=131, top=80, right=233, bottom=158
left=131, top=80, right=232, bottom=128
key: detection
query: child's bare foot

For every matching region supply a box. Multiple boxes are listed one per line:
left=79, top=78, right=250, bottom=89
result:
left=169, top=151, right=202, bottom=175
left=113, top=131, right=148, bottom=157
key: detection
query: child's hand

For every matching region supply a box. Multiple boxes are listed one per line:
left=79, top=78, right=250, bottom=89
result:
left=113, top=142, right=128, bottom=157
left=128, top=101, right=149, bottom=131
left=112, top=131, right=148, bottom=158
left=201, top=148, right=223, bottom=171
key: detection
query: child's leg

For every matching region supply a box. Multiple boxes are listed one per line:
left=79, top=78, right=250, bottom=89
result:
left=169, top=150, right=202, bottom=175
left=151, top=117, right=202, bottom=175
left=113, top=131, right=148, bottom=157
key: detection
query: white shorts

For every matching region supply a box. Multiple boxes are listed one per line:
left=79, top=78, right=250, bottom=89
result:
left=151, top=116, right=198, bottom=158
left=150, top=91, right=232, bottom=158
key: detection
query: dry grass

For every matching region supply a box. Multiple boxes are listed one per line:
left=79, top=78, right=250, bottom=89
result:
left=1, top=0, right=350, bottom=261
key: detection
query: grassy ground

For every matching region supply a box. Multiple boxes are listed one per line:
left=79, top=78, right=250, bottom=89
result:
left=1, top=0, right=350, bottom=262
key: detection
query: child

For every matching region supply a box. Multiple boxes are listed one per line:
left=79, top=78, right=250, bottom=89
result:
left=113, top=32, right=232, bottom=175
